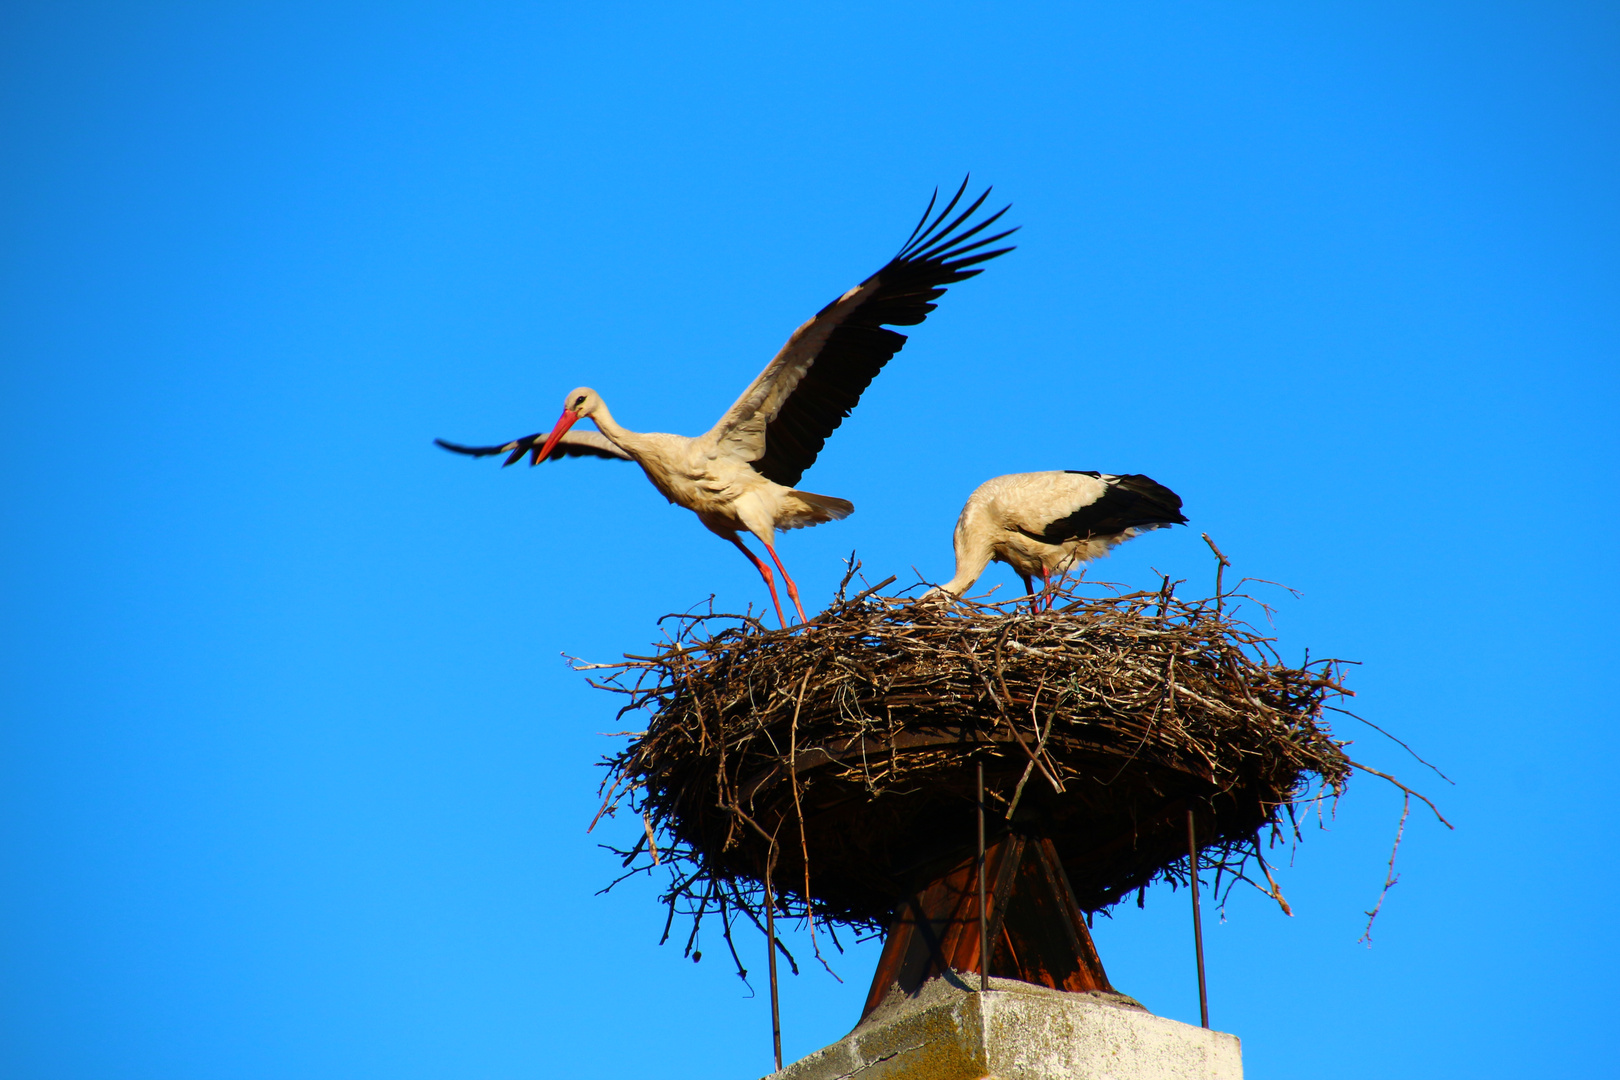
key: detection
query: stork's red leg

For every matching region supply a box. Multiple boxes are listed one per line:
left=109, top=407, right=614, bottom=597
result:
left=1039, top=567, right=1054, bottom=613
left=728, top=535, right=788, bottom=629
left=763, top=540, right=809, bottom=625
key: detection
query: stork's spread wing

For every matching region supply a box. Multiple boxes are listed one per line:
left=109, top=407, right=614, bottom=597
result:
left=709, top=180, right=1017, bottom=487
left=1031, top=473, right=1187, bottom=543
left=434, top=430, right=631, bottom=466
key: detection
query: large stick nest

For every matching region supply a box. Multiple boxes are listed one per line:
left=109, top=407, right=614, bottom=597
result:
left=583, top=572, right=1435, bottom=963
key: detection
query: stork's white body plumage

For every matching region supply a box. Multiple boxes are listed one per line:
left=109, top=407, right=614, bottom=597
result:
left=933, top=471, right=1187, bottom=604
left=437, top=182, right=1016, bottom=626
left=542, top=395, right=858, bottom=615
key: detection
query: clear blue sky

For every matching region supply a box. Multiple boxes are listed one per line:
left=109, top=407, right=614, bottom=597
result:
left=3, top=3, right=1616, bottom=1077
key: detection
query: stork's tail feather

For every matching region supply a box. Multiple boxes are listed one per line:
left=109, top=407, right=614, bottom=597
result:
left=1108, top=474, right=1188, bottom=526
left=779, top=490, right=854, bottom=531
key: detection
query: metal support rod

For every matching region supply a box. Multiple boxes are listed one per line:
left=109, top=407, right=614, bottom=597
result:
left=1187, top=807, right=1209, bottom=1029
left=977, top=761, right=989, bottom=992
left=765, top=859, right=783, bottom=1071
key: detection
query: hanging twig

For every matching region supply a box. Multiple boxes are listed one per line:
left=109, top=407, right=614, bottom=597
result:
left=1328, top=706, right=1454, bottom=784
left=1345, top=758, right=1453, bottom=829
left=1360, top=792, right=1410, bottom=945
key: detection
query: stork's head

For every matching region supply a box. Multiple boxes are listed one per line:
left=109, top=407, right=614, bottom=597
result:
left=533, top=386, right=603, bottom=463
left=562, top=386, right=602, bottom=418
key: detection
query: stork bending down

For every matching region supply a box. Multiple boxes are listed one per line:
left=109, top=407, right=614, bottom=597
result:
left=437, top=182, right=1016, bottom=627
left=929, top=471, right=1187, bottom=610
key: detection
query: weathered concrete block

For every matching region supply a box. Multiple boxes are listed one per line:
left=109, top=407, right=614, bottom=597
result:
left=770, top=974, right=1242, bottom=1080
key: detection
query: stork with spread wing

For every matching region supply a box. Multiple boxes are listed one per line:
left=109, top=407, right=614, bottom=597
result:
left=438, top=182, right=1015, bottom=627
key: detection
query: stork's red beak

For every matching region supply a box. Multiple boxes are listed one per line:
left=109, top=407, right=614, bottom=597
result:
left=533, top=409, right=579, bottom=463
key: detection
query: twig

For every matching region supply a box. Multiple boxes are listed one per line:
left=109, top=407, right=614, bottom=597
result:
left=1251, top=840, right=1292, bottom=916
left=1004, top=676, right=1050, bottom=820
left=1344, top=758, right=1453, bottom=829
left=1201, top=534, right=1231, bottom=613
left=1360, top=792, right=1409, bottom=945
left=587, top=773, right=624, bottom=833
left=642, top=812, right=661, bottom=866
left=1328, top=707, right=1454, bottom=784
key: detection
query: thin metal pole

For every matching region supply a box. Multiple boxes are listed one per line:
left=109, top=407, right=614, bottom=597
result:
left=765, top=859, right=782, bottom=1071
left=1187, top=807, right=1209, bottom=1029
left=977, top=761, right=989, bottom=992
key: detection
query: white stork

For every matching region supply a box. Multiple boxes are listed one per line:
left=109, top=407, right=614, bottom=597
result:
left=929, top=471, right=1187, bottom=608
left=437, top=182, right=1016, bottom=627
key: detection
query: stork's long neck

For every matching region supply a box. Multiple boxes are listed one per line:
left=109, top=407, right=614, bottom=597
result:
left=583, top=397, right=688, bottom=505
left=938, top=558, right=991, bottom=598
left=583, top=399, right=647, bottom=458
left=936, top=524, right=995, bottom=598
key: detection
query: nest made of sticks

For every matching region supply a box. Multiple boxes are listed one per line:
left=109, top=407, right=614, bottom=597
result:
left=582, top=565, right=1444, bottom=972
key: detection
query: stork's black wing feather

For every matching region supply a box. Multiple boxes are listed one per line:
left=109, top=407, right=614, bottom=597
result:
left=751, top=180, right=1017, bottom=487
left=434, top=431, right=631, bottom=466
left=1032, top=473, right=1187, bottom=543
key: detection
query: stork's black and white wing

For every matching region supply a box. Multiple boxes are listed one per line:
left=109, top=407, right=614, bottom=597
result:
left=1028, top=472, right=1187, bottom=543
left=708, top=180, right=1017, bottom=487
left=434, top=429, right=632, bottom=466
